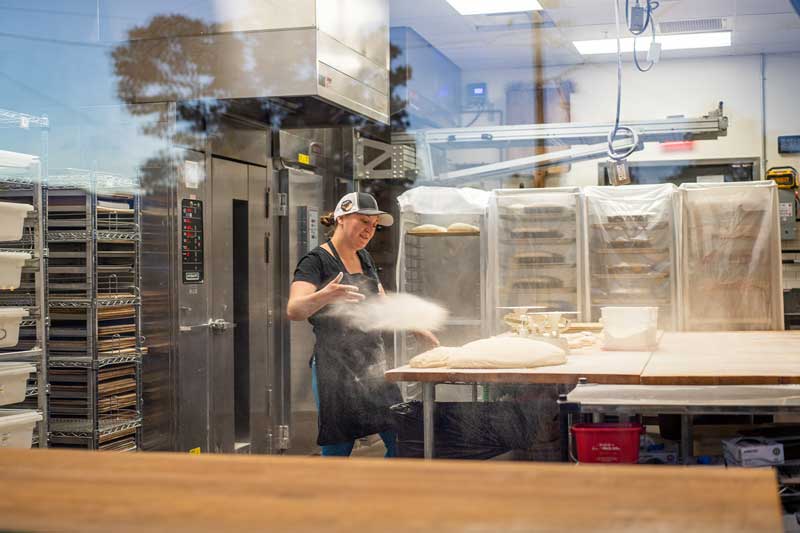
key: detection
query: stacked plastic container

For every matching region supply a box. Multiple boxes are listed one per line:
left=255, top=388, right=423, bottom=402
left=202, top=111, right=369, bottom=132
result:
left=0, top=151, right=44, bottom=449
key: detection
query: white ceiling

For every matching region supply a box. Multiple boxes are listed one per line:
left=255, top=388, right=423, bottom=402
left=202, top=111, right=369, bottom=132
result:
left=390, top=0, right=800, bottom=70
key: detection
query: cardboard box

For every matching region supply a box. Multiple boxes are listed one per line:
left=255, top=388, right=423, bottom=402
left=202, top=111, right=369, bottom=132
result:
left=723, top=437, right=784, bottom=467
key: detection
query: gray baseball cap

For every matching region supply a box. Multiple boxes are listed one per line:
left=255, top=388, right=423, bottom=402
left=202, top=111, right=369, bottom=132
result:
left=334, top=192, right=394, bottom=227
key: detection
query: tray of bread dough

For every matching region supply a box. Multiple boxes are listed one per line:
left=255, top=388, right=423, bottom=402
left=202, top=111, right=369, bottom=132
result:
left=406, top=223, right=480, bottom=237
left=498, top=203, right=576, bottom=221
left=592, top=272, right=670, bottom=280
left=592, top=221, right=668, bottom=231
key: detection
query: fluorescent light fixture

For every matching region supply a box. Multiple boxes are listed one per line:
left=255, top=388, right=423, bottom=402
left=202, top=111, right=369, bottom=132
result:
left=573, top=31, right=732, bottom=55
left=446, top=0, right=543, bottom=15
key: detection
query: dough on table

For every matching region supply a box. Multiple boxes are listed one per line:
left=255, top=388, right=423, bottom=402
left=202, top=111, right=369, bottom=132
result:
left=408, top=224, right=447, bottom=234
left=409, top=346, right=460, bottom=368
left=454, top=336, right=566, bottom=368
left=447, top=222, right=479, bottom=233
left=409, top=336, right=567, bottom=369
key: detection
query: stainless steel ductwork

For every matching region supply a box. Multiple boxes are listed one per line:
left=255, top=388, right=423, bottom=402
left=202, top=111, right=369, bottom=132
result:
left=126, top=0, right=390, bottom=125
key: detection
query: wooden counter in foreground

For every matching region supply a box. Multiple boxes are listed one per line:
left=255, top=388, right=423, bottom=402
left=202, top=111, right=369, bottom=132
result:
left=0, top=449, right=783, bottom=532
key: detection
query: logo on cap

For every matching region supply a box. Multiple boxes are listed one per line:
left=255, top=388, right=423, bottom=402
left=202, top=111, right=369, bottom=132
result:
left=340, top=199, right=353, bottom=212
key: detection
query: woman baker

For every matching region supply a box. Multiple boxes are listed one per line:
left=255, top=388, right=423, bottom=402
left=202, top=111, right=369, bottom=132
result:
left=287, top=192, right=438, bottom=457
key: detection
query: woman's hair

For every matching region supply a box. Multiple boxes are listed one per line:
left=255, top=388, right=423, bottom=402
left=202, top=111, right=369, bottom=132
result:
left=320, top=212, right=338, bottom=238
left=320, top=212, right=337, bottom=227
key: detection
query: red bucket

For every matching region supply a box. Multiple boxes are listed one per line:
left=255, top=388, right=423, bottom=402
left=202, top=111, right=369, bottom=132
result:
left=571, top=423, right=643, bottom=463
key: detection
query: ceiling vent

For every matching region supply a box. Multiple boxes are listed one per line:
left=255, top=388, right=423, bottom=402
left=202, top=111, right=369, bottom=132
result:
left=658, top=17, right=728, bottom=34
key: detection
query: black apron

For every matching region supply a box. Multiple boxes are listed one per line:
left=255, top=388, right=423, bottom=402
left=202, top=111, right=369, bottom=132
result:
left=311, top=240, right=403, bottom=446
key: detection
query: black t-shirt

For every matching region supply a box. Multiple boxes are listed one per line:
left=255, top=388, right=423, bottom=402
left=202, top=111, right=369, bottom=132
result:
left=293, top=245, right=383, bottom=355
left=292, top=245, right=381, bottom=292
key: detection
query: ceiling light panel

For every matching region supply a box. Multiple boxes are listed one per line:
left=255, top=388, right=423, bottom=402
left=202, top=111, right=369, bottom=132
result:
left=446, top=0, right=543, bottom=15
left=573, top=31, right=732, bottom=55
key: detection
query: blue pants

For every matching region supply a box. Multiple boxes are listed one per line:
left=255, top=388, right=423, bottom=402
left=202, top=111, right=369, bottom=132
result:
left=311, top=360, right=397, bottom=458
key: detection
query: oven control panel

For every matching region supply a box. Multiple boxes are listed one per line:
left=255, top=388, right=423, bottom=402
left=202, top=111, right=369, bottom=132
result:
left=181, top=199, right=204, bottom=283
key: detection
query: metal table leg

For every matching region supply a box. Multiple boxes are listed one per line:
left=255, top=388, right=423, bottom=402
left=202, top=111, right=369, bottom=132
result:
left=558, top=395, right=570, bottom=462
left=423, top=382, right=436, bottom=459
left=680, top=414, right=693, bottom=465
left=558, top=396, right=581, bottom=463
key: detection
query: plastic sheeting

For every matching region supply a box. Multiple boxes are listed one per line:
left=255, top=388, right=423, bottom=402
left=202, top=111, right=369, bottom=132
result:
left=679, top=181, right=784, bottom=331
left=396, top=186, right=489, bottom=216
left=394, top=187, right=489, bottom=401
left=567, top=384, right=800, bottom=406
left=583, top=184, right=679, bottom=330
left=486, top=187, right=583, bottom=334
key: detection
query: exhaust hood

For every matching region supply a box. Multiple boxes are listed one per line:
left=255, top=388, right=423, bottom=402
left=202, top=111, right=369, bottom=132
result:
left=126, top=0, right=390, bottom=125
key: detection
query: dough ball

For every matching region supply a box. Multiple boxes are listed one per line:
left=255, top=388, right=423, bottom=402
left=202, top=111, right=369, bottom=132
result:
left=447, top=222, right=479, bottom=233
left=408, top=224, right=447, bottom=234
left=449, top=336, right=567, bottom=369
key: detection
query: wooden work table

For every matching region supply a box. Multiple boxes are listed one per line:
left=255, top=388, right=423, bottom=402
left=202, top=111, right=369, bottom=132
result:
left=387, top=331, right=800, bottom=387
left=0, top=449, right=784, bottom=532
left=386, top=345, right=653, bottom=385
left=387, top=331, right=800, bottom=458
left=642, top=331, right=800, bottom=385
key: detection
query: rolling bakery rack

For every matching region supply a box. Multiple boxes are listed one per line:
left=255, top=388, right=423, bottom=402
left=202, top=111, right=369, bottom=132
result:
left=45, top=169, right=144, bottom=451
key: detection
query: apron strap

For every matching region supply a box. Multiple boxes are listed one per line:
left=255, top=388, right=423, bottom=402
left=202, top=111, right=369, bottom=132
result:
left=326, top=239, right=347, bottom=272
left=328, top=239, right=368, bottom=277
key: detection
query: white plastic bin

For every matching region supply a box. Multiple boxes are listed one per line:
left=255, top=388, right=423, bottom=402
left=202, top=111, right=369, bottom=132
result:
left=0, top=201, right=33, bottom=241
left=0, top=252, right=31, bottom=290
left=0, top=308, right=28, bottom=348
left=0, top=409, right=42, bottom=449
left=0, top=362, right=35, bottom=406
left=601, top=306, right=659, bottom=351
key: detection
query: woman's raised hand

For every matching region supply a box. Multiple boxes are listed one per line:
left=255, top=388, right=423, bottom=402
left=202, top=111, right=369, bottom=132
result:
left=320, top=272, right=365, bottom=304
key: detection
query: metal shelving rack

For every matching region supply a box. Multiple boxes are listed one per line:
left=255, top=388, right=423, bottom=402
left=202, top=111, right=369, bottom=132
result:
left=486, top=187, right=586, bottom=334
left=583, top=185, right=679, bottom=330
left=0, top=108, right=49, bottom=447
left=394, top=188, right=488, bottom=401
left=46, top=169, right=143, bottom=451
left=679, top=182, right=784, bottom=331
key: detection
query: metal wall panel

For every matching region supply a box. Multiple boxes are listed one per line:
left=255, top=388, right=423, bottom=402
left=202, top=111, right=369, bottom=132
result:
left=140, top=106, right=180, bottom=451
left=279, top=168, right=325, bottom=454
left=247, top=164, right=270, bottom=453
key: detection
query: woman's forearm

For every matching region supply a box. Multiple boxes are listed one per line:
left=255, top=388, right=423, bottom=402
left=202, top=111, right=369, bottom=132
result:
left=287, top=289, right=331, bottom=321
